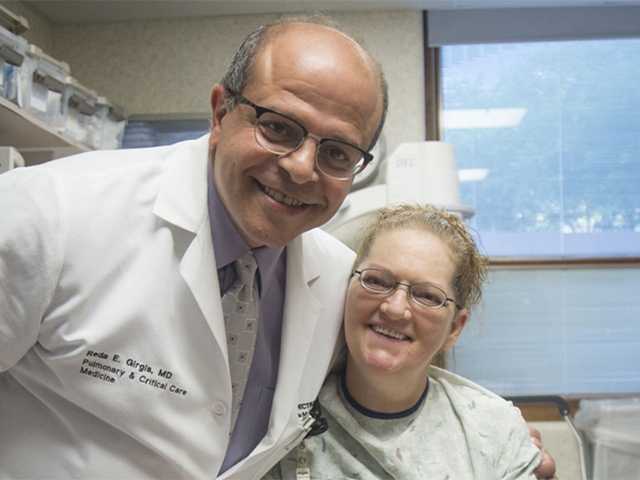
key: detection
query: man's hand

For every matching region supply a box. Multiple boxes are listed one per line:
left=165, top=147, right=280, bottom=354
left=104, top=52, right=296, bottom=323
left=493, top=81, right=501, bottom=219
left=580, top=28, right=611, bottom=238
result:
left=529, top=426, right=557, bottom=479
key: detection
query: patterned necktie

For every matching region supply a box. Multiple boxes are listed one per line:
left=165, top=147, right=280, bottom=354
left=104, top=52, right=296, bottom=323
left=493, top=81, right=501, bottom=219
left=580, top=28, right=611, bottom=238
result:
left=221, top=252, right=259, bottom=431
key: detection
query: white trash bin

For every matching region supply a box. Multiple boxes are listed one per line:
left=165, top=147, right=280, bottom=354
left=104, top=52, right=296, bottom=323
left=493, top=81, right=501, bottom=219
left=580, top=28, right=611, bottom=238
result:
left=574, top=398, right=640, bottom=480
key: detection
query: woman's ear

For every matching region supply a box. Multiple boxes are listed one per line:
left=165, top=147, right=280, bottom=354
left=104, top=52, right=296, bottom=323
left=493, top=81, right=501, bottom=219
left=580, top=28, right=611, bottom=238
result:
left=442, top=308, right=469, bottom=352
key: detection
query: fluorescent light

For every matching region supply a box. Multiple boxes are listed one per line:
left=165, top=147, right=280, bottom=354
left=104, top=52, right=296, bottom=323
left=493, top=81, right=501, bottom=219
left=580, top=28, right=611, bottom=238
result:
left=458, top=168, right=489, bottom=183
left=443, top=108, right=527, bottom=129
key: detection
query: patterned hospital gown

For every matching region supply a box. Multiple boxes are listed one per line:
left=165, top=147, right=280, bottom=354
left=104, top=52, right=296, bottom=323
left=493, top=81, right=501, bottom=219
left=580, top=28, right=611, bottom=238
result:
left=263, top=366, right=541, bottom=480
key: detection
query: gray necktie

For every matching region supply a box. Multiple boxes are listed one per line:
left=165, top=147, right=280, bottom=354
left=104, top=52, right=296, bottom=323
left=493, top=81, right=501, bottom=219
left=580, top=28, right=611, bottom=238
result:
left=222, top=252, right=259, bottom=431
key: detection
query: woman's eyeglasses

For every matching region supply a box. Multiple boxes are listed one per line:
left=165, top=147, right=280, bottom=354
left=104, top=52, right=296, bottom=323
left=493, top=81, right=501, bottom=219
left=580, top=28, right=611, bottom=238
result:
left=352, top=268, right=461, bottom=310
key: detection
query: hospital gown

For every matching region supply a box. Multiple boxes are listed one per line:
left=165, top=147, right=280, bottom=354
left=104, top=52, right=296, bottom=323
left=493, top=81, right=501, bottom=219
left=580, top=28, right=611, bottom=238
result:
left=264, top=366, right=541, bottom=479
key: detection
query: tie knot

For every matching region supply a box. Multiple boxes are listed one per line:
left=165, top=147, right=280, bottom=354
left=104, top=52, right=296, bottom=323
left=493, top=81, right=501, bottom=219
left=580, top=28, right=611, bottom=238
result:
left=234, top=252, right=258, bottom=301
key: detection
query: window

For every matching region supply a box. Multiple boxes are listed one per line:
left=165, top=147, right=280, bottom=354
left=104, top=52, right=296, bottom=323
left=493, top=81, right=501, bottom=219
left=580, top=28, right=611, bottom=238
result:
left=435, top=35, right=640, bottom=396
left=122, top=117, right=210, bottom=149
left=441, top=39, right=640, bottom=259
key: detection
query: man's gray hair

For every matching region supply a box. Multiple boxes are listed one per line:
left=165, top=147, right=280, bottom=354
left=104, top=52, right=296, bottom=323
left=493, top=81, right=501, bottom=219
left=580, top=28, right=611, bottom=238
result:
left=220, top=14, right=388, bottom=151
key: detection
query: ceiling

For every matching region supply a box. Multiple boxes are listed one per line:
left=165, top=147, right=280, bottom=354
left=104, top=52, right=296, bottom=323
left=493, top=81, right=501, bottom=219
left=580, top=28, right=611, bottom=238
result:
left=22, top=0, right=640, bottom=24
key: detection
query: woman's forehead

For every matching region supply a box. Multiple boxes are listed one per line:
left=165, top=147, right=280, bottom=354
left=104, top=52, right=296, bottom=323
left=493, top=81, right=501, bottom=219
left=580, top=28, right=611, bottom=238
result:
left=363, top=229, right=454, bottom=279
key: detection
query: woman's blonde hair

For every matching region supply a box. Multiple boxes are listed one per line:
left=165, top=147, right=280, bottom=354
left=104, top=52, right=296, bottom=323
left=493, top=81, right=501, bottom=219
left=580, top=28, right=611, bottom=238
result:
left=354, top=204, right=488, bottom=309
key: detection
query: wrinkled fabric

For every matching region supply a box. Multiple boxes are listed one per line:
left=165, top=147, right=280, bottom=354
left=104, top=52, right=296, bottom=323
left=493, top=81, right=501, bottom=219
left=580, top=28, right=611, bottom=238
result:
left=266, top=367, right=541, bottom=480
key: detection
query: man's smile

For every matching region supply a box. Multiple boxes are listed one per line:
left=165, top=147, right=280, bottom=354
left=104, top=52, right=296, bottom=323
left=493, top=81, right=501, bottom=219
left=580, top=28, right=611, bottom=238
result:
left=258, top=182, right=315, bottom=209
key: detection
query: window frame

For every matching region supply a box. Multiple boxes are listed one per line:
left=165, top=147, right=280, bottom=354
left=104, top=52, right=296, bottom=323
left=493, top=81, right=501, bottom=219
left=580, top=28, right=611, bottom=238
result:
left=423, top=11, right=640, bottom=406
left=423, top=10, right=640, bottom=266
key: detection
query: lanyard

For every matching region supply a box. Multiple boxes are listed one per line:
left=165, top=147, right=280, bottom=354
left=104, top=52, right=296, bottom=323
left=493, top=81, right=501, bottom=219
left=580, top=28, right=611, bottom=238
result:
left=296, top=398, right=327, bottom=480
left=295, top=441, right=311, bottom=480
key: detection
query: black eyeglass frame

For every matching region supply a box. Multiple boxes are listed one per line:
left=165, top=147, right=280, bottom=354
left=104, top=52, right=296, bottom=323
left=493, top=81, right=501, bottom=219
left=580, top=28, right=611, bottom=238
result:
left=352, top=268, right=462, bottom=310
left=225, top=89, right=374, bottom=180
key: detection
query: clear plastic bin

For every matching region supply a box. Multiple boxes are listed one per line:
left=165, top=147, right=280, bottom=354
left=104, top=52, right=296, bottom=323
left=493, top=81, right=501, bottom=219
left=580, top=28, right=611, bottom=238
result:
left=574, top=398, right=640, bottom=480
left=0, top=25, right=27, bottom=105
left=0, top=146, right=25, bottom=173
left=61, top=76, right=98, bottom=147
left=19, top=44, right=70, bottom=128
left=93, top=96, right=127, bottom=150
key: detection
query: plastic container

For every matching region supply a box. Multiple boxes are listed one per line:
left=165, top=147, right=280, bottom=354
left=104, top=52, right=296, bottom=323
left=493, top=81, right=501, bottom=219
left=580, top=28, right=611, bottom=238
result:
left=574, top=398, right=640, bottom=480
left=61, top=76, right=98, bottom=147
left=19, top=44, right=70, bottom=128
left=0, top=25, right=27, bottom=105
left=93, top=96, right=127, bottom=149
left=0, top=146, right=25, bottom=173
left=0, top=4, right=30, bottom=35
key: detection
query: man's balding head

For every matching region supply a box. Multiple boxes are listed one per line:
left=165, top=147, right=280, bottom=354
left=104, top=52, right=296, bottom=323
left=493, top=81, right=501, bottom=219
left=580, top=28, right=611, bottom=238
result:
left=209, top=16, right=387, bottom=247
left=221, top=16, right=388, bottom=150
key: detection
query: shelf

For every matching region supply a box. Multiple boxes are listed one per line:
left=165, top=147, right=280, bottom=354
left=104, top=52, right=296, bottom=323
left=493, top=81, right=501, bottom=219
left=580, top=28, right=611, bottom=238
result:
left=0, top=96, right=89, bottom=165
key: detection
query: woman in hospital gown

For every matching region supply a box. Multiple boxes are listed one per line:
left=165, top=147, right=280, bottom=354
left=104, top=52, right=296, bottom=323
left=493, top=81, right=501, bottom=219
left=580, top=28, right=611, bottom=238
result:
left=265, top=204, right=541, bottom=480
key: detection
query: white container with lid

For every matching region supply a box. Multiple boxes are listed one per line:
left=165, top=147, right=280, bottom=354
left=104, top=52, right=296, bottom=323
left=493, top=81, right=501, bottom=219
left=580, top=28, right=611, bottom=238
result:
left=0, top=146, right=25, bottom=173
left=93, top=96, right=127, bottom=150
left=62, top=76, right=99, bottom=147
left=19, top=44, right=70, bottom=128
left=0, top=24, right=27, bottom=105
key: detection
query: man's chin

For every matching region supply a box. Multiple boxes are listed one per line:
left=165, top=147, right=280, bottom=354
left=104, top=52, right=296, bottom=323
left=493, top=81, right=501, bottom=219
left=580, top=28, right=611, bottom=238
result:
left=247, top=222, right=325, bottom=248
left=259, top=211, right=332, bottom=244
left=242, top=224, right=297, bottom=249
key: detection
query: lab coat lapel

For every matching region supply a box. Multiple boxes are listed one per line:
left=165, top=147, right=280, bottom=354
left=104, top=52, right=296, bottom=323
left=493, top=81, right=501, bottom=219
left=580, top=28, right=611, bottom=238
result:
left=266, top=233, right=323, bottom=443
left=152, top=135, right=228, bottom=361
left=179, top=220, right=228, bottom=362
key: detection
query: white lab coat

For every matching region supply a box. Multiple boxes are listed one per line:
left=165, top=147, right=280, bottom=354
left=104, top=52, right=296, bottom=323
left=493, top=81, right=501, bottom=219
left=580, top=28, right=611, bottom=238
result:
left=0, top=135, right=355, bottom=479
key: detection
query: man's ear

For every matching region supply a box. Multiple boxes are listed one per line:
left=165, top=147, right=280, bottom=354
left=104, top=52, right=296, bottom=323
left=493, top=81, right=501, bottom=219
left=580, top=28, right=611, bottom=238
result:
left=209, top=84, right=228, bottom=144
left=442, top=308, right=469, bottom=352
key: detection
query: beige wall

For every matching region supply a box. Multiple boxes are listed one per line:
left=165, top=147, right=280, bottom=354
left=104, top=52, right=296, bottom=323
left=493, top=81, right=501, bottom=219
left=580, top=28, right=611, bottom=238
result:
left=1, top=4, right=426, bottom=155
left=50, top=10, right=425, bottom=155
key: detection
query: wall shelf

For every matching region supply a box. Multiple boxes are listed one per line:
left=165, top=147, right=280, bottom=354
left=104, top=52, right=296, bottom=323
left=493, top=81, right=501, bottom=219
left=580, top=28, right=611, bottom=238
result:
left=0, top=96, right=89, bottom=165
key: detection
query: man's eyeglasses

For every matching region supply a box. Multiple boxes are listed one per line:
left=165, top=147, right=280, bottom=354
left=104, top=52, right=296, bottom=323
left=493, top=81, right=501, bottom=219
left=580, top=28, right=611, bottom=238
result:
left=352, top=268, right=462, bottom=310
left=227, top=90, right=373, bottom=180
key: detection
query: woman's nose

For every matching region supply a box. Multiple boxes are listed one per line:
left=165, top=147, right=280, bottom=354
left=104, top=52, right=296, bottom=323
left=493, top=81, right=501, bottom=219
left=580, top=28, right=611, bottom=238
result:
left=380, top=287, right=412, bottom=321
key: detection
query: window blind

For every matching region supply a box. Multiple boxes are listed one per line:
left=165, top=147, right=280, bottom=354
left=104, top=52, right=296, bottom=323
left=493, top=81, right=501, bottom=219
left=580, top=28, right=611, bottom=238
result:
left=427, top=6, right=640, bottom=46
left=447, top=266, right=640, bottom=396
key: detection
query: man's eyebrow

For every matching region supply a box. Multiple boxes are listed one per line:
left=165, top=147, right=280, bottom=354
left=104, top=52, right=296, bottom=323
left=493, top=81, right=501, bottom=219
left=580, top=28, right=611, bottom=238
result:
left=362, top=263, right=389, bottom=271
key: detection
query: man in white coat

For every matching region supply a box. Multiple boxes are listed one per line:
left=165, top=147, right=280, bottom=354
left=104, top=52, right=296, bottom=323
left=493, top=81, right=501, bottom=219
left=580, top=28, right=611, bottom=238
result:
left=0, top=17, right=386, bottom=480
left=0, top=16, right=555, bottom=480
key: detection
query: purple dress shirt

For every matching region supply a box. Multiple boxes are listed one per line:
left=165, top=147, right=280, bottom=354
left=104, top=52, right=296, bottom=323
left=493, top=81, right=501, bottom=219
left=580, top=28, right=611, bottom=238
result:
left=207, top=170, right=287, bottom=474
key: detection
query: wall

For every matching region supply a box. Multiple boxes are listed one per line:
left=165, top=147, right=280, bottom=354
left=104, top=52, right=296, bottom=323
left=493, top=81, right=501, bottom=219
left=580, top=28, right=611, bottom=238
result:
left=50, top=10, right=426, bottom=155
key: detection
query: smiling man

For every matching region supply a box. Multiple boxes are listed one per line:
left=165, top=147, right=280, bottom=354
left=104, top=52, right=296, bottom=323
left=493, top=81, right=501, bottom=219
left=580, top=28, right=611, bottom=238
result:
left=205, top=18, right=386, bottom=475
left=210, top=22, right=383, bottom=248
left=0, top=16, right=386, bottom=480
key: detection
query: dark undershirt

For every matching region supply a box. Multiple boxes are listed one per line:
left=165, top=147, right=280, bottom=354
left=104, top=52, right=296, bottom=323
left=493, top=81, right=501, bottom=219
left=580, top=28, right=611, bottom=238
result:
left=339, top=373, right=429, bottom=420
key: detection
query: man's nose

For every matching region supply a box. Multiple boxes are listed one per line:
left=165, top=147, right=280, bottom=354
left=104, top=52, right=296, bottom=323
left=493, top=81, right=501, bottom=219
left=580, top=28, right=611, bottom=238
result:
left=380, top=286, right=412, bottom=321
left=277, top=137, right=320, bottom=184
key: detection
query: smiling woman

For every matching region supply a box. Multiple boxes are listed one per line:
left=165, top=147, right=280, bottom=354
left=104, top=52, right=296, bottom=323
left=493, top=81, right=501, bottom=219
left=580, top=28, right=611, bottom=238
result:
left=344, top=226, right=465, bottom=411
left=264, top=204, right=546, bottom=480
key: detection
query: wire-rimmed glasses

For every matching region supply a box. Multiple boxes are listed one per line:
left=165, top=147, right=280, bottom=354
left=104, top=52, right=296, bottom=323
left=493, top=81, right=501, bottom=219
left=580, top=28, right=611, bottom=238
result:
left=352, top=268, right=462, bottom=310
